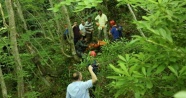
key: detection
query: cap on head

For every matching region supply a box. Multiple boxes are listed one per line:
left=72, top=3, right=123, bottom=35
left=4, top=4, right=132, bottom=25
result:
left=90, top=51, right=96, bottom=57
left=110, top=20, right=116, bottom=26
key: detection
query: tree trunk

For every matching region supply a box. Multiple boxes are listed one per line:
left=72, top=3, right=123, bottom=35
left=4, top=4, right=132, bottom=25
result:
left=25, top=42, right=51, bottom=87
left=5, top=0, right=24, bottom=98
left=0, top=65, right=8, bottom=98
left=14, top=0, right=28, bottom=31
left=61, top=5, right=79, bottom=61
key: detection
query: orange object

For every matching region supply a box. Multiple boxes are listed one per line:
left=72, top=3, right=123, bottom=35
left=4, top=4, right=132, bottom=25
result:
left=90, top=51, right=96, bottom=57
left=98, top=40, right=106, bottom=46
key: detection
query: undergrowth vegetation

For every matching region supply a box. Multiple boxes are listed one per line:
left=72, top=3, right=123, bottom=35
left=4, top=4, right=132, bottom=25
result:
left=0, top=0, right=186, bottom=98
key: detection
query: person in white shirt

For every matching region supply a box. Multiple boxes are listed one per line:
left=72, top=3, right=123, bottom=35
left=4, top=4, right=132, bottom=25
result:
left=95, top=10, right=108, bottom=40
left=79, top=20, right=86, bottom=39
left=66, top=65, right=98, bottom=98
left=85, top=17, right=94, bottom=43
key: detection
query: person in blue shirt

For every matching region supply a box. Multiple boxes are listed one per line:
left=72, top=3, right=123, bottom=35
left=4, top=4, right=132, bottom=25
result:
left=66, top=65, right=98, bottom=98
left=117, top=24, right=123, bottom=38
left=63, top=24, right=69, bottom=40
left=109, top=20, right=119, bottom=41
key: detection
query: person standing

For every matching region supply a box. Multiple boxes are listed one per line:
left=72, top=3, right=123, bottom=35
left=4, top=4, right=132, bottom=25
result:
left=95, top=10, right=108, bottom=40
left=85, top=17, right=94, bottom=43
left=109, top=20, right=119, bottom=41
left=63, top=24, right=69, bottom=40
left=79, top=20, right=86, bottom=39
left=72, top=22, right=81, bottom=44
left=66, top=66, right=98, bottom=98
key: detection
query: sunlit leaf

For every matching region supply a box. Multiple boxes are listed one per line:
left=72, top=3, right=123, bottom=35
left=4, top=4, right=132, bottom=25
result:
left=118, top=55, right=126, bottom=62
left=142, top=67, right=146, bottom=76
left=109, top=64, right=124, bottom=74
left=119, top=63, right=130, bottom=76
left=168, top=66, right=178, bottom=77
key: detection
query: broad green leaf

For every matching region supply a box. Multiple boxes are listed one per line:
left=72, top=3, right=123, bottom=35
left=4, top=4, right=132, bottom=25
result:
left=155, top=65, right=166, bottom=74
left=168, top=66, right=178, bottom=77
left=142, top=16, right=150, bottom=21
left=146, top=80, right=153, bottom=89
left=78, top=2, right=85, bottom=5
left=125, top=54, right=130, bottom=62
left=133, top=71, right=143, bottom=78
left=119, top=63, right=130, bottom=76
left=118, top=55, right=126, bottom=62
left=129, top=65, right=137, bottom=75
left=128, top=38, right=140, bottom=45
left=179, top=66, right=186, bottom=76
left=107, top=76, right=124, bottom=80
left=142, top=67, right=146, bottom=76
left=147, top=67, right=152, bottom=76
left=165, top=29, right=173, bottom=42
left=109, top=64, right=124, bottom=74
left=158, top=0, right=162, bottom=4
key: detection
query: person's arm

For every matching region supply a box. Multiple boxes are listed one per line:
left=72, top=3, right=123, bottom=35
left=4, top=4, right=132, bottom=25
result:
left=109, top=28, right=113, bottom=35
left=104, top=14, right=108, bottom=26
left=95, top=15, right=98, bottom=21
left=88, top=65, right=98, bottom=84
left=66, top=91, right=71, bottom=98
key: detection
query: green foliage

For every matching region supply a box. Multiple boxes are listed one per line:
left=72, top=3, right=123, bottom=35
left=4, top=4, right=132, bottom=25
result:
left=108, top=36, right=186, bottom=98
left=1, top=0, right=186, bottom=98
left=106, top=0, right=186, bottom=97
left=49, top=0, right=103, bottom=12
left=24, top=91, right=40, bottom=98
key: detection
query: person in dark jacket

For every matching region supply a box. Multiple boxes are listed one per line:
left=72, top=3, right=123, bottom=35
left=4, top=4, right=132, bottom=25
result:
left=72, top=22, right=81, bottom=44
left=75, top=36, right=88, bottom=57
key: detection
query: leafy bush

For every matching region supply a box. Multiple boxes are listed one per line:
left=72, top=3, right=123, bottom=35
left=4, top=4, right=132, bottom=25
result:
left=107, top=0, right=186, bottom=98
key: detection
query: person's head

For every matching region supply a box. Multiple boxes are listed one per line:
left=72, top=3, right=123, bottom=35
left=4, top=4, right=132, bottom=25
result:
left=87, top=17, right=92, bottom=22
left=81, top=20, right=85, bottom=25
left=79, top=35, right=84, bottom=40
left=90, top=50, right=96, bottom=57
left=72, top=71, right=82, bottom=81
left=74, top=22, right=77, bottom=26
left=110, top=20, right=116, bottom=26
left=64, top=24, right=68, bottom=28
left=98, top=10, right=102, bottom=15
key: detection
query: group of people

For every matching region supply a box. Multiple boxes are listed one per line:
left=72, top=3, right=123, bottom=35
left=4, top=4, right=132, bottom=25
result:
left=64, top=10, right=123, bottom=58
left=65, top=9, right=124, bottom=98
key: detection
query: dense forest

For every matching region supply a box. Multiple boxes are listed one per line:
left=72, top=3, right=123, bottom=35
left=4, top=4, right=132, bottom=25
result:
left=0, top=0, right=186, bottom=98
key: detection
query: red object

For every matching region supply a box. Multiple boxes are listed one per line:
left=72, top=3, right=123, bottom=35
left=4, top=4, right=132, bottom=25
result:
left=90, top=51, right=96, bottom=57
left=110, top=20, right=116, bottom=26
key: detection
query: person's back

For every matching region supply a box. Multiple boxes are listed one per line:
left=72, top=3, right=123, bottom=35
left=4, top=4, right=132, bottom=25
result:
left=117, top=25, right=123, bottom=38
left=66, top=66, right=98, bottom=98
left=110, top=26, right=119, bottom=40
left=67, top=80, right=92, bottom=98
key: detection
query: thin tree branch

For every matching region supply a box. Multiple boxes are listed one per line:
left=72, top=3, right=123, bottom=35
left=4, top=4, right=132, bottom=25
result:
left=127, top=4, right=146, bottom=38
left=14, top=0, right=28, bottom=31
left=0, top=3, right=8, bottom=27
